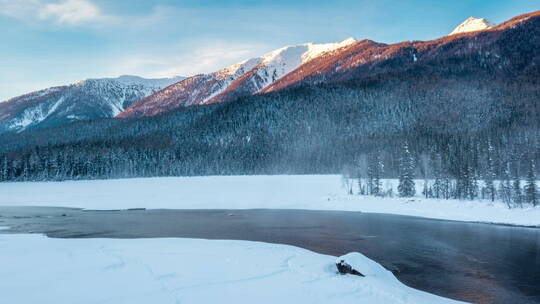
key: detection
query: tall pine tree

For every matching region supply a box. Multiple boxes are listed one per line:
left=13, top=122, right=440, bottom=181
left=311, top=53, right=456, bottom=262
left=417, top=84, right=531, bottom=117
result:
left=367, top=151, right=383, bottom=196
left=398, top=142, right=416, bottom=197
left=524, top=158, right=538, bottom=206
left=484, top=141, right=497, bottom=202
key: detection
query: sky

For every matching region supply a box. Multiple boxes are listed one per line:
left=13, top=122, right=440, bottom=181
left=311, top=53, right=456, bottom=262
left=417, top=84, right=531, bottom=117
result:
left=1, top=0, right=539, bottom=101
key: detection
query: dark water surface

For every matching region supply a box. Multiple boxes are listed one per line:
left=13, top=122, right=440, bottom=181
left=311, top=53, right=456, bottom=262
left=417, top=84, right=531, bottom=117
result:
left=0, top=207, right=539, bottom=304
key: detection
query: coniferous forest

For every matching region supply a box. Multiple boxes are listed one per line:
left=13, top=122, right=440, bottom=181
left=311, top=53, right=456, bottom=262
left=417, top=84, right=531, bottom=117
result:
left=0, top=76, right=538, bottom=207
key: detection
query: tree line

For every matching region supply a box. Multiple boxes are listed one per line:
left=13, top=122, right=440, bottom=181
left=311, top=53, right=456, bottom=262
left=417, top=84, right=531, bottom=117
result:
left=0, top=72, right=538, bottom=209
left=344, top=140, right=538, bottom=208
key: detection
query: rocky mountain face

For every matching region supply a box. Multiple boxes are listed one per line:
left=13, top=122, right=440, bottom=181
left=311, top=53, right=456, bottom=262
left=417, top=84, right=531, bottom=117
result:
left=0, top=75, right=184, bottom=132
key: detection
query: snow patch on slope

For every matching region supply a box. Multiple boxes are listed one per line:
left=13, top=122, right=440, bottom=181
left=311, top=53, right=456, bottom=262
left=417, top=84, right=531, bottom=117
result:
left=449, top=17, right=495, bottom=35
left=8, top=96, right=67, bottom=131
left=200, top=57, right=264, bottom=104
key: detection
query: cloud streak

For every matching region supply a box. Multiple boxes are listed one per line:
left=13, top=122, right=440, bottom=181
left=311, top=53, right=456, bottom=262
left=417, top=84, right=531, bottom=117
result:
left=0, top=0, right=104, bottom=25
left=109, top=41, right=272, bottom=78
left=39, top=0, right=100, bottom=24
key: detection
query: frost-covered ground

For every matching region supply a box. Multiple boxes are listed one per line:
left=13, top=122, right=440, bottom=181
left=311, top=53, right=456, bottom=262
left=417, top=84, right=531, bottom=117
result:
left=0, top=175, right=539, bottom=226
left=0, top=233, right=463, bottom=304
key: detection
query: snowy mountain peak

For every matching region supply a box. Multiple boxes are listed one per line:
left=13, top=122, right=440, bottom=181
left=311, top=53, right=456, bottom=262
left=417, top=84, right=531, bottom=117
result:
left=238, top=37, right=358, bottom=94
left=218, top=37, right=357, bottom=79
left=119, top=37, right=359, bottom=117
left=449, top=17, right=496, bottom=35
left=219, top=57, right=264, bottom=79
left=260, top=37, right=357, bottom=66
left=302, top=37, right=357, bottom=62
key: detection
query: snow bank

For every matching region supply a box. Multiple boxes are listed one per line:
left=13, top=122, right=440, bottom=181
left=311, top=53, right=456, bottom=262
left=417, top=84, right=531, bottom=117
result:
left=0, top=175, right=539, bottom=226
left=0, top=234, right=463, bottom=304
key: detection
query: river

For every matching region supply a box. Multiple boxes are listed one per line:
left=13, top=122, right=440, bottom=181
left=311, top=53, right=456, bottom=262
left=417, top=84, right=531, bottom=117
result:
left=0, top=207, right=539, bottom=304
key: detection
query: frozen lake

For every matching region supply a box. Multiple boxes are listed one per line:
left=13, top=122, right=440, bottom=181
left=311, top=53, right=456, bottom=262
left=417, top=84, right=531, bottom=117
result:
left=1, top=207, right=539, bottom=304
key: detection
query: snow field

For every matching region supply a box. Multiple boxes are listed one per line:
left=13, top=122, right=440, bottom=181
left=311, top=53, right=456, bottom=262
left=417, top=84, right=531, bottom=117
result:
left=0, top=175, right=538, bottom=226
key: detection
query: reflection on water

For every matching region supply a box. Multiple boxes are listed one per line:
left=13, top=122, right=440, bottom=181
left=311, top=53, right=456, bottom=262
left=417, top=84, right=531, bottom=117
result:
left=0, top=207, right=539, bottom=304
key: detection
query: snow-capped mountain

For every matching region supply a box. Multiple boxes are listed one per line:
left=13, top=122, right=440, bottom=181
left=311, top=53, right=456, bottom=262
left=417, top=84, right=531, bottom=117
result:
left=261, top=11, right=536, bottom=94
left=449, top=17, right=495, bottom=35
left=4, top=11, right=537, bottom=127
left=205, top=37, right=357, bottom=105
left=118, top=58, right=263, bottom=118
left=118, top=38, right=356, bottom=118
left=0, top=75, right=184, bottom=132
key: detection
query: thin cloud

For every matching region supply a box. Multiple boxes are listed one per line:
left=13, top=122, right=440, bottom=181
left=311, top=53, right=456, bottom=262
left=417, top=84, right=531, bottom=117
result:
left=110, top=41, right=273, bottom=78
left=0, top=0, right=42, bottom=19
left=39, top=0, right=100, bottom=24
left=0, top=0, right=106, bottom=25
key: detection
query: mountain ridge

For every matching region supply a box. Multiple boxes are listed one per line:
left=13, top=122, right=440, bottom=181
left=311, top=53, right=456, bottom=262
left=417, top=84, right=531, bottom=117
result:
left=1, top=10, right=539, bottom=131
left=260, top=10, right=540, bottom=94
left=119, top=11, right=540, bottom=119
left=118, top=38, right=357, bottom=118
left=0, top=75, right=184, bottom=132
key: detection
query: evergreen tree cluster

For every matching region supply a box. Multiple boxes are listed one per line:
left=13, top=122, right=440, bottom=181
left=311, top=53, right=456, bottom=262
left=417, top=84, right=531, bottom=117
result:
left=351, top=140, right=538, bottom=207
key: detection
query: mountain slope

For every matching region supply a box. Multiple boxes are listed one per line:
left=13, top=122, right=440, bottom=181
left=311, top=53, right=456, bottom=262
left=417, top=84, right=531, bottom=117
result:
left=261, top=10, right=540, bottom=94
left=117, top=59, right=263, bottom=118
left=204, top=38, right=357, bottom=105
left=0, top=75, right=184, bottom=132
left=118, top=38, right=356, bottom=118
left=121, top=12, right=537, bottom=119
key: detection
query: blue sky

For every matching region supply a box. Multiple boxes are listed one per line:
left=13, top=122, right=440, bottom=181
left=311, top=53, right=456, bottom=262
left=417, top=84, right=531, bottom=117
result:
left=1, top=0, right=539, bottom=101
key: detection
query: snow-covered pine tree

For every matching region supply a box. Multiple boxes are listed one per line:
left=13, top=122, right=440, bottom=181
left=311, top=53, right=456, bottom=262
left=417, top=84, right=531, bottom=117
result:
left=341, top=172, right=354, bottom=195
left=524, top=159, right=537, bottom=206
left=367, top=151, right=383, bottom=196
left=419, top=153, right=431, bottom=198
left=422, top=180, right=429, bottom=198
left=469, top=166, right=479, bottom=200
left=0, top=156, right=7, bottom=182
left=512, top=157, right=522, bottom=207
left=499, top=162, right=512, bottom=208
left=357, top=154, right=368, bottom=195
left=431, top=153, right=443, bottom=199
left=366, top=155, right=374, bottom=195
left=398, top=141, right=415, bottom=197
left=513, top=177, right=522, bottom=206
left=484, top=141, right=497, bottom=202
left=442, top=177, right=451, bottom=200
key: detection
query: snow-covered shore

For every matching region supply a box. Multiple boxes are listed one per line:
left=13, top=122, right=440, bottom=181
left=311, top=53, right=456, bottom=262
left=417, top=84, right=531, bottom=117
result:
left=0, top=234, right=463, bottom=304
left=0, top=175, right=539, bottom=227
